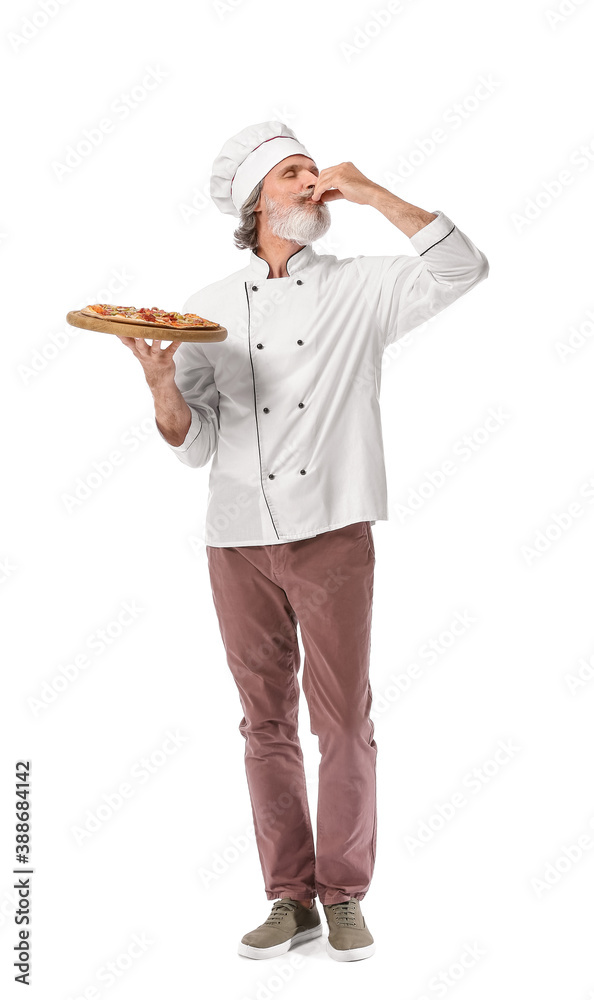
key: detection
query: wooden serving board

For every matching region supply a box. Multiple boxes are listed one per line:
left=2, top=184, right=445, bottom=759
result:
left=66, top=310, right=228, bottom=343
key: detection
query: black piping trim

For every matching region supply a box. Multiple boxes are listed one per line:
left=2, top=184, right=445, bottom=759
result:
left=285, top=244, right=307, bottom=272
left=244, top=283, right=280, bottom=540
left=251, top=244, right=309, bottom=278
left=251, top=251, right=271, bottom=278
left=419, top=224, right=455, bottom=255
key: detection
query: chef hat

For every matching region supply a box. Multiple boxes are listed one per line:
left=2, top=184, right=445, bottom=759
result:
left=210, top=120, right=313, bottom=217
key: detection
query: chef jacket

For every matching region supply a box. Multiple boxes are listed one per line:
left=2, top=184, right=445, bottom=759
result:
left=156, top=209, right=489, bottom=547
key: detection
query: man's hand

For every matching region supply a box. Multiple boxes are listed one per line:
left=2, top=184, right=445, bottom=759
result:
left=116, top=335, right=182, bottom=388
left=311, top=163, right=438, bottom=237
left=311, top=161, right=380, bottom=206
left=116, top=335, right=192, bottom=446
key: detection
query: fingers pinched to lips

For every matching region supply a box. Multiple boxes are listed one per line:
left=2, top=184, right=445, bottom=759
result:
left=311, top=162, right=375, bottom=205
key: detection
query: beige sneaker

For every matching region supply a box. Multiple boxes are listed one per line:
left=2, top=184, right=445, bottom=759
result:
left=238, top=898, right=322, bottom=960
left=323, top=898, right=375, bottom=961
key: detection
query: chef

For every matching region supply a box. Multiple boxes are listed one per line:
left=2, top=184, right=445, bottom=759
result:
left=117, top=120, right=489, bottom=962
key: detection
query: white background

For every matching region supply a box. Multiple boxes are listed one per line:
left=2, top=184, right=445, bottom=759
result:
left=3, top=0, right=594, bottom=996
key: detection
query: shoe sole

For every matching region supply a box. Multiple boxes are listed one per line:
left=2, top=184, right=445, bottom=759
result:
left=327, top=940, right=376, bottom=962
left=238, top=923, right=323, bottom=960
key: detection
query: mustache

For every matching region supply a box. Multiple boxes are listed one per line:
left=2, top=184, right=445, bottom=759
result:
left=293, top=190, right=324, bottom=205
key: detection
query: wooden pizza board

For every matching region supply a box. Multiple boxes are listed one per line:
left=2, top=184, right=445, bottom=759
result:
left=66, top=310, right=228, bottom=343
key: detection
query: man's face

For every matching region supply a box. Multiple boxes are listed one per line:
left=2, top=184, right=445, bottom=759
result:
left=255, top=154, right=331, bottom=245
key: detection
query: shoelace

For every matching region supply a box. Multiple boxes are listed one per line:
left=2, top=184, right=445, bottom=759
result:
left=264, top=900, right=299, bottom=926
left=328, top=900, right=357, bottom=926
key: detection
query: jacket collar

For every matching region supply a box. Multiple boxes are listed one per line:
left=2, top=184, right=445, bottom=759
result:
left=248, top=243, right=316, bottom=279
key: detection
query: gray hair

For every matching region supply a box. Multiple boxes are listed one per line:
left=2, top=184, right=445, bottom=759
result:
left=233, top=178, right=264, bottom=251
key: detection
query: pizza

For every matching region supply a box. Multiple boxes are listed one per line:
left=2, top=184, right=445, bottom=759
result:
left=81, top=303, right=220, bottom=330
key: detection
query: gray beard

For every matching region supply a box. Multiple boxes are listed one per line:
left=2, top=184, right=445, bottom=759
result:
left=264, top=192, right=332, bottom=245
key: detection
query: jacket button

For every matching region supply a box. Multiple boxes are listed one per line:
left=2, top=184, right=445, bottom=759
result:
left=298, top=402, right=304, bottom=408
left=263, top=407, right=269, bottom=413
left=252, top=285, right=258, bottom=291
left=256, top=343, right=263, bottom=349
left=296, top=279, right=303, bottom=285
left=297, top=339, right=304, bottom=345
left=300, top=469, right=306, bottom=475
left=268, top=473, right=275, bottom=479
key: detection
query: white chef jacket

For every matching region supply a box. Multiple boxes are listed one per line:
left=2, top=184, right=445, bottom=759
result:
left=156, top=209, right=488, bottom=547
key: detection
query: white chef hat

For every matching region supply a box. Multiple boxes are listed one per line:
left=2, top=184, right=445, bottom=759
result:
left=210, top=120, right=313, bottom=217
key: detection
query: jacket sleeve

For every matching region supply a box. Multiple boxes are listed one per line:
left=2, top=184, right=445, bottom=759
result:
left=154, top=340, right=220, bottom=469
left=353, top=210, right=489, bottom=350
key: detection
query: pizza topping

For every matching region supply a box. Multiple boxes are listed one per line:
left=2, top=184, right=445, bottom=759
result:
left=83, top=303, right=219, bottom=329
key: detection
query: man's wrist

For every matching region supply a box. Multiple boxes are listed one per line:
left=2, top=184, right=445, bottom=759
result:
left=145, top=371, right=177, bottom=395
left=366, top=185, right=438, bottom=237
left=364, top=182, right=391, bottom=210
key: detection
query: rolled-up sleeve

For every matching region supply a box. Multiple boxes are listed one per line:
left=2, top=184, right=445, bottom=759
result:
left=353, top=210, right=489, bottom=350
left=154, top=340, right=219, bottom=469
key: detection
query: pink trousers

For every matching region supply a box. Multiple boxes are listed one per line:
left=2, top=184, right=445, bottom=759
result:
left=206, top=520, right=377, bottom=906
